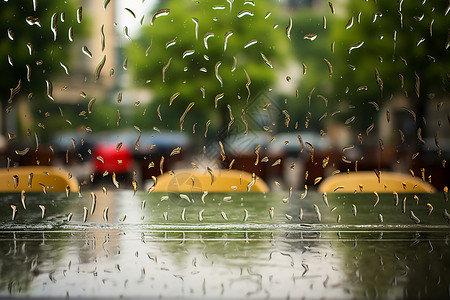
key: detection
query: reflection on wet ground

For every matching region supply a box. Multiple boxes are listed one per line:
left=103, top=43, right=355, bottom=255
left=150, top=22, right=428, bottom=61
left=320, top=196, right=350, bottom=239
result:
left=0, top=191, right=449, bottom=299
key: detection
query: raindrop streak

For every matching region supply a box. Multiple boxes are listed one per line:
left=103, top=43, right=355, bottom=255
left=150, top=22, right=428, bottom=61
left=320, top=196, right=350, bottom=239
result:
left=223, top=31, right=233, bottom=51
left=21, top=191, right=26, bottom=209
left=100, top=24, right=105, bottom=51
left=123, top=57, right=128, bottom=70
left=269, top=207, right=274, bottom=220
left=244, top=39, right=258, bottom=48
left=11, top=205, right=17, bottom=221
left=60, top=62, right=69, bottom=75
left=151, top=9, right=170, bottom=25
left=26, top=43, right=33, bottom=55
left=237, top=10, right=254, bottom=18
left=95, top=56, right=106, bottom=81
left=169, top=92, right=180, bottom=106
left=112, top=172, right=119, bottom=188
left=214, top=93, right=224, bottom=108
left=372, top=12, right=382, bottom=23
left=165, top=37, right=177, bottom=48
left=103, top=0, right=111, bottom=10
left=46, top=80, right=54, bottom=101
left=323, top=58, right=332, bottom=77
left=352, top=204, right=357, bottom=216
left=345, top=17, right=353, bottom=29
left=215, top=61, right=223, bottom=87
left=50, top=13, right=58, bottom=41
left=304, top=34, right=317, bottom=41
left=348, top=41, right=364, bottom=54
left=162, top=57, right=172, bottom=83
left=39, top=205, right=46, bottom=219
left=77, top=7, right=82, bottom=23
left=123, top=26, right=131, bottom=40
left=192, top=18, right=199, bottom=40
left=182, top=50, right=195, bottom=59
left=125, top=7, right=136, bottom=18
left=88, top=98, right=96, bottom=114
left=103, top=207, right=109, bottom=222
left=260, top=53, right=273, bottom=68
left=145, top=42, right=152, bottom=56
left=322, top=192, right=329, bottom=207
left=313, top=204, right=321, bottom=222
left=410, top=210, right=420, bottom=224
left=244, top=69, right=251, bottom=102
left=203, top=32, right=214, bottom=50
left=286, top=17, right=292, bottom=40
left=328, top=2, right=335, bottom=14
left=13, top=175, right=19, bottom=189
left=15, top=148, right=30, bottom=156
left=68, top=27, right=74, bottom=42
left=181, top=208, right=186, bottom=221
left=82, top=46, right=92, bottom=58
left=180, top=102, right=195, bottom=132
left=26, top=16, right=41, bottom=27
left=373, top=192, right=380, bottom=207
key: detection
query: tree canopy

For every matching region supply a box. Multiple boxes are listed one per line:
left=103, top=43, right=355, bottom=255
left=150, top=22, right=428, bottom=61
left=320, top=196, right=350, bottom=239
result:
left=0, top=0, right=85, bottom=135
left=287, top=0, right=449, bottom=135
left=127, top=0, right=291, bottom=137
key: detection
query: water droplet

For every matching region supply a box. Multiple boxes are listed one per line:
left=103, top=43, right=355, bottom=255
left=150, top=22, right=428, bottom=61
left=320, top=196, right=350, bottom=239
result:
left=11, top=205, right=17, bottom=221
left=46, top=80, right=54, bottom=101
left=372, top=12, right=382, bottom=23
left=125, top=7, right=136, bottom=18
left=165, top=37, right=177, bottom=48
left=26, top=43, right=33, bottom=55
left=328, top=2, right=335, bottom=14
left=215, top=61, right=223, bottom=87
left=191, top=17, right=199, bottom=40
left=82, top=46, right=92, bottom=58
left=352, top=204, right=357, bottom=216
left=410, top=210, right=420, bottom=224
left=151, top=9, right=170, bottom=25
left=103, top=0, right=111, bottom=10
left=285, top=17, right=292, bottom=40
left=244, top=39, right=258, bottom=48
left=348, top=41, right=364, bottom=54
left=237, top=10, right=254, bottom=18
left=51, top=13, right=58, bottom=41
left=214, top=93, right=224, bottom=108
left=112, top=172, right=119, bottom=188
left=345, top=17, right=353, bottom=29
left=303, top=33, right=317, bottom=41
left=223, top=31, right=233, bottom=51
left=95, top=56, right=106, bottom=80
left=26, top=16, right=41, bottom=27
left=323, top=58, right=333, bottom=77
left=68, top=26, right=74, bottom=42
left=260, top=52, right=273, bottom=68
left=39, top=205, right=46, bottom=219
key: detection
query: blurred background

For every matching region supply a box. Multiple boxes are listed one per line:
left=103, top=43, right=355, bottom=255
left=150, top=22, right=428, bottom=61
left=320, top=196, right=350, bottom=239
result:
left=1, top=0, right=448, bottom=191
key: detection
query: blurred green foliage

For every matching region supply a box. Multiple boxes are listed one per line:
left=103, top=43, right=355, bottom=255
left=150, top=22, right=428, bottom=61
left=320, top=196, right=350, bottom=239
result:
left=0, top=0, right=87, bottom=136
left=288, top=0, right=449, bottom=135
left=127, top=0, right=291, bottom=137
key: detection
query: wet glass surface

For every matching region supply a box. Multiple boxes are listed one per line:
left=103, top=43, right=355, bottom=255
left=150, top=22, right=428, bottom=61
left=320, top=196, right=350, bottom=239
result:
left=0, top=0, right=449, bottom=298
left=0, top=191, right=449, bottom=299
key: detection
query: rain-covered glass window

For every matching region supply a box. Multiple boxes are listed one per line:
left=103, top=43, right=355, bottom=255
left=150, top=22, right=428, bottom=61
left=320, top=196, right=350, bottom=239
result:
left=0, top=0, right=448, bottom=299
